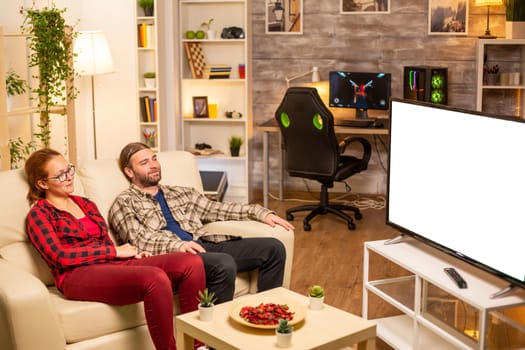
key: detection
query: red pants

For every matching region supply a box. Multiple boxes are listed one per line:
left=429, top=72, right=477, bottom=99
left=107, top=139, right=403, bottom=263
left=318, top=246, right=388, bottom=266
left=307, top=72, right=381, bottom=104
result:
left=61, top=252, right=205, bottom=350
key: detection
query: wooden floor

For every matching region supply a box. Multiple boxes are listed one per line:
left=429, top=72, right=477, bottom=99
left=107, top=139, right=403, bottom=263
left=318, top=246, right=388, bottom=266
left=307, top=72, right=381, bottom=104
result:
left=262, top=191, right=399, bottom=349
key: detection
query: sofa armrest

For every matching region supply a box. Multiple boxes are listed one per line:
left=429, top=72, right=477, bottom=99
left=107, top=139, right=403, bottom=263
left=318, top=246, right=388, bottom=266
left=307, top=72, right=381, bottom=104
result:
left=0, top=259, right=65, bottom=350
left=201, top=221, right=294, bottom=291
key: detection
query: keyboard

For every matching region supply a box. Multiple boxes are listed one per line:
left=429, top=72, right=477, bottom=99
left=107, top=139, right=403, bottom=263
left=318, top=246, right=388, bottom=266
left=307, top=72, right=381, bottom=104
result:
left=335, top=119, right=375, bottom=128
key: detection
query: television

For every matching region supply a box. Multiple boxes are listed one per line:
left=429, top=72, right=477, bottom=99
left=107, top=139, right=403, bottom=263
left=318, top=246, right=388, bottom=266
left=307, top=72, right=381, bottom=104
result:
left=387, top=98, right=525, bottom=297
left=329, top=71, right=391, bottom=119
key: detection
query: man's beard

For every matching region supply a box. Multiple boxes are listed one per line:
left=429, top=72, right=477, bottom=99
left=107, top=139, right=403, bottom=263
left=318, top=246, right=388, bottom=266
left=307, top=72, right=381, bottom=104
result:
left=136, top=169, right=162, bottom=187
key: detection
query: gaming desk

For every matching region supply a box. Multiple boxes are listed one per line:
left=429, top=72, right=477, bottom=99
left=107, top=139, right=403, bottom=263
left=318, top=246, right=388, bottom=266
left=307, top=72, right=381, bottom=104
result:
left=257, top=118, right=389, bottom=208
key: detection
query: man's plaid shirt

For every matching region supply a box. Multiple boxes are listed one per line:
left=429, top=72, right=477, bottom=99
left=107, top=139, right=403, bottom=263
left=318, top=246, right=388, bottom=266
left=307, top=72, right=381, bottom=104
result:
left=108, top=184, right=272, bottom=254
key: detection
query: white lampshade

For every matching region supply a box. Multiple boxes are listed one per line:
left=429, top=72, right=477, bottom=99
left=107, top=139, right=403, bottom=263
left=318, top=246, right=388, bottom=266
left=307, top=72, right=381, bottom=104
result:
left=74, top=30, right=114, bottom=76
left=474, top=0, right=503, bottom=6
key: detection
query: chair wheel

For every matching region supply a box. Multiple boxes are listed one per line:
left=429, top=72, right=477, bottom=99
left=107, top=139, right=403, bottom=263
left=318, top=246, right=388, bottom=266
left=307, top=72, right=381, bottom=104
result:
left=355, top=212, right=363, bottom=220
left=303, top=222, right=311, bottom=231
left=348, top=222, right=356, bottom=230
left=286, top=213, right=294, bottom=221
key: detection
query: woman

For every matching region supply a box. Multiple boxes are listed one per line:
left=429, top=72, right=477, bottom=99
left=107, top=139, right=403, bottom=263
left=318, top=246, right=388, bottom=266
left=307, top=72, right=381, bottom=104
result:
left=25, top=148, right=205, bottom=350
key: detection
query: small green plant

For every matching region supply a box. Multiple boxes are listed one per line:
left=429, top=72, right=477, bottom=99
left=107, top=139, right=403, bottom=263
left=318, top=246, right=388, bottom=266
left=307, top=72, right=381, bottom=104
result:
left=309, top=285, right=325, bottom=298
left=5, top=69, right=27, bottom=96
left=196, top=288, right=217, bottom=307
left=138, top=0, right=154, bottom=9
left=276, top=319, right=292, bottom=334
left=200, top=18, right=214, bottom=31
left=143, top=72, right=156, bottom=78
left=228, top=136, right=243, bottom=149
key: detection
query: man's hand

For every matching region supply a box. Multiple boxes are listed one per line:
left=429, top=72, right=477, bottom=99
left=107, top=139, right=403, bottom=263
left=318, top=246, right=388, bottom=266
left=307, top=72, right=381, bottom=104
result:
left=179, top=241, right=206, bottom=254
left=263, top=213, right=295, bottom=231
left=116, top=243, right=139, bottom=258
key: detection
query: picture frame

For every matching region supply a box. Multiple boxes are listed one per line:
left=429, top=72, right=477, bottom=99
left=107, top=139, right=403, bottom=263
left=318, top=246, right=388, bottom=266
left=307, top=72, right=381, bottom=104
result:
left=266, top=0, right=303, bottom=35
left=428, top=0, right=468, bottom=35
left=341, top=0, right=390, bottom=14
left=192, top=96, right=209, bottom=118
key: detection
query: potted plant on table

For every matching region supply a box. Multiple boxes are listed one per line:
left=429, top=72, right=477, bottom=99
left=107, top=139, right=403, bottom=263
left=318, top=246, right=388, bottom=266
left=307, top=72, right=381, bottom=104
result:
left=275, top=318, right=293, bottom=348
left=196, top=288, right=217, bottom=321
left=138, top=0, right=154, bottom=16
left=228, top=136, right=243, bottom=157
left=308, top=285, right=325, bottom=310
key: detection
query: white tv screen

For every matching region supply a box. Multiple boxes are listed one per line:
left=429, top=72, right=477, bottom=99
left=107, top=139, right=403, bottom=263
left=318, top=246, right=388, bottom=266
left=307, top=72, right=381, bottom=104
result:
left=388, top=98, right=525, bottom=288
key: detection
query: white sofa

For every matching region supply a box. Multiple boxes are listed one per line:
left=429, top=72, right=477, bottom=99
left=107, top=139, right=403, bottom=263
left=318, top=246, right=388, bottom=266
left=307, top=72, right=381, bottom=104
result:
left=0, top=150, right=294, bottom=350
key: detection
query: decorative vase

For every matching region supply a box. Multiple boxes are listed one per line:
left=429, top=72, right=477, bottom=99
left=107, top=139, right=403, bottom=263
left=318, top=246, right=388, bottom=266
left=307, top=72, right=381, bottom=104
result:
left=144, top=78, right=156, bottom=89
left=485, top=73, right=499, bottom=86
left=207, top=30, right=217, bottom=40
left=230, top=147, right=240, bottom=157
left=308, top=295, right=325, bottom=310
left=506, top=21, right=525, bottom=39
left=275, top=330, right=293, bottom=348
left=198, top=304, right=214, bottom=321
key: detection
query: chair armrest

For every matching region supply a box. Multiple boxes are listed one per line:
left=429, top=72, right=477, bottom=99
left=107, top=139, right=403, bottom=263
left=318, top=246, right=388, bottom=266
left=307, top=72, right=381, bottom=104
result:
left=339, top=136, right=372, bottom=164
left=0, top=259, right=65, bottom=350
left=201, top=221, right=295, bottom=289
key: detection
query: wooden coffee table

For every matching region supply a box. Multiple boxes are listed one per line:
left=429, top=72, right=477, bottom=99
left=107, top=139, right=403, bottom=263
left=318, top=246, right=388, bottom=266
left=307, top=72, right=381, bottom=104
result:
left=175, top=287, right=376, bottom=350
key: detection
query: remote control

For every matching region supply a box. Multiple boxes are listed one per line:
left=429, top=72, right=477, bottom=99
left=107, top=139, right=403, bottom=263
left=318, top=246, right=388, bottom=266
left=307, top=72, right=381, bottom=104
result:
left=444, top=267, right=468, bottom=289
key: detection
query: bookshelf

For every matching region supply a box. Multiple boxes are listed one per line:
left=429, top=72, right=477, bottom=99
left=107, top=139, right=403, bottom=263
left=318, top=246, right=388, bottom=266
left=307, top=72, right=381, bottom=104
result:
left=178, top=0, right=251, bottom=203
left=136, top=1, right=161, bottom=150
left=475, top=39, right=525, bottom=119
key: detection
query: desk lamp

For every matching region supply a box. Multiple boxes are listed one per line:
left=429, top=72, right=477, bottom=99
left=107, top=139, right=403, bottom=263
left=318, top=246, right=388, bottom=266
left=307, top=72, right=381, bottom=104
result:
left=285, top=66, right=320, bottom=87
left=74, top=30, right=114, bottom=159
left=475, top=0, right=503, bottom=39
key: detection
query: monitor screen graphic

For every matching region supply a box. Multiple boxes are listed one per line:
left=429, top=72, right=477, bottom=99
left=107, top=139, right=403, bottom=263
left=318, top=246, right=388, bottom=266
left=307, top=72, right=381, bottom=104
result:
left=329, top=71, right=391, bottom=119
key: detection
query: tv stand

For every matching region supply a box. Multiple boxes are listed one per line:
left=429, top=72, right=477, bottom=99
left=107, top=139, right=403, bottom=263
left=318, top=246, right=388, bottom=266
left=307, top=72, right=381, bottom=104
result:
left=363, top=239, right=525, bottom=349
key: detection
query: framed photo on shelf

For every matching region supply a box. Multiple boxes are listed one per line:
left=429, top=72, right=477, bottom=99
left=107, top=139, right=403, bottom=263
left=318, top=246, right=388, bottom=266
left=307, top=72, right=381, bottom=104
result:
left=428, top=0, right=468, bottom=35
left=193, top=96, right=209, bottom=118
left=266, top=0, right=303, bottom=35
left=341, top=0, right=390, bottom=14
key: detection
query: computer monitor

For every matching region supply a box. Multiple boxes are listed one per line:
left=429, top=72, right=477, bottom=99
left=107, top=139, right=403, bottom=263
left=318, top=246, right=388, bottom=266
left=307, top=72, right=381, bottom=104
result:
left=329, top=71, right=391, bottom=119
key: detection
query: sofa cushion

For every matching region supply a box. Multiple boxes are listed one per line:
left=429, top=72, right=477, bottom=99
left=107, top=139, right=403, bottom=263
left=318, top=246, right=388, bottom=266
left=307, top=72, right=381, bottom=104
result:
left=50, top=272, right=250, bottom=343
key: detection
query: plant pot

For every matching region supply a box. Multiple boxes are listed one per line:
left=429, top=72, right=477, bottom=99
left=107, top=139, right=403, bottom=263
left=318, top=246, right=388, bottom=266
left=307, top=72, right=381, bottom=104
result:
left=309, top=295, right=324, bottom=310
left=275, top=330, right=292, bottom=348
left=198, top=304, right=214, bottom=321
left=144, top=78, right=156, bottom=89
left=506, top=21, right=525, bottom=39
left=230, top=147, right=240, bottom=157
left=207, top=30, right=217, bottom=40
left=485, top=73, right=499, bottom=86
left=142, top=6, right=154, bottom=16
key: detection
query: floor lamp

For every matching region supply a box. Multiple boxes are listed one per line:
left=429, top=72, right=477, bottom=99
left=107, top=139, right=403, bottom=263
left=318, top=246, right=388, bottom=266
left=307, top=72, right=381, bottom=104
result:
left=73, top=31, right=114, bottom=159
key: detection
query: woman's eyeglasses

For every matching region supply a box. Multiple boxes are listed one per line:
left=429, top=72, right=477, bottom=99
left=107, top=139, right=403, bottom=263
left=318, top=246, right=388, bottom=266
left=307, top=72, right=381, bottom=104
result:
left=45, top=164, right=76, bottom=182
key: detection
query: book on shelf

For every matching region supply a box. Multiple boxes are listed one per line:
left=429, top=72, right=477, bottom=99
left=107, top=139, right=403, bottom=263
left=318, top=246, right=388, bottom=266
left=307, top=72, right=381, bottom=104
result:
left=140, top=96, right=157, bottom=122
left=203, top=65, right=232, bottom=79
left=137, top=23, right=155, bottom=48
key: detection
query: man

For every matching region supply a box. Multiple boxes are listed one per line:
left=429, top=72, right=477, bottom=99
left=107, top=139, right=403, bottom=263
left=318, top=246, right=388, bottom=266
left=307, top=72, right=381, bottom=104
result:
left=108, top=142, right=294, bottom=303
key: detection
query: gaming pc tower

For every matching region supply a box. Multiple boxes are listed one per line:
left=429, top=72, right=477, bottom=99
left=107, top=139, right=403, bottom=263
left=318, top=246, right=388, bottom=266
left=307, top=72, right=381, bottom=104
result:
left=403, top=66, right=448, bottom=105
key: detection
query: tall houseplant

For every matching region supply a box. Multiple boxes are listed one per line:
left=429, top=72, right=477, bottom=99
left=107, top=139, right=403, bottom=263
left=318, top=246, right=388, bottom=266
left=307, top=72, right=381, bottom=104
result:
left=21, top=5, right=77, bottom=147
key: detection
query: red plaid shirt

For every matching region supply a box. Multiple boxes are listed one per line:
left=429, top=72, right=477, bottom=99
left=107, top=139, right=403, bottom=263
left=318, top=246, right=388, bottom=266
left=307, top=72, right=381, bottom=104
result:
left=26, top=195, right=117, bottom=290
